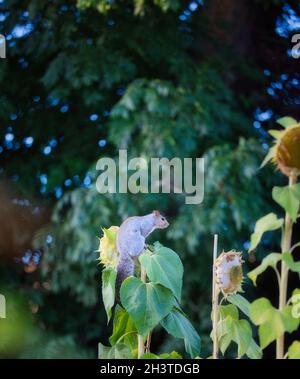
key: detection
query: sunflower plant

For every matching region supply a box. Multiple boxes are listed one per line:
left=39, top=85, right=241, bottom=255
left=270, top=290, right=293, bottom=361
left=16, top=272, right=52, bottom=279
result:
left=210, top=249, right=262, bottom=359
left=97, top=231, right=201, bottom=359
left=246, top=116, right=300, bottom=359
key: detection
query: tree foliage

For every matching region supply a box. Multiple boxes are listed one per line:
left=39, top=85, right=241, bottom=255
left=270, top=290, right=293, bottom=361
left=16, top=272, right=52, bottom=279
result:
left=1, top=0, right=299, bottom=358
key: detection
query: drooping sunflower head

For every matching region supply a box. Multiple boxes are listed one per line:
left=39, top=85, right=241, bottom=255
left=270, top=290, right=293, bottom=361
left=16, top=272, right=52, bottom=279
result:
left=97, top=226, right=119, bottom=269
left=215, top=251, right=244, bottom=296
left=262, top=117, right=300, bottom=177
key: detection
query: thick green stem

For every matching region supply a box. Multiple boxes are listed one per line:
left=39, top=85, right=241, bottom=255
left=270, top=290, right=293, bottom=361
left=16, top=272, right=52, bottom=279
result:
left=138, top=265, right=147, bottom=358
left=276, top=174, right=297, bottom=359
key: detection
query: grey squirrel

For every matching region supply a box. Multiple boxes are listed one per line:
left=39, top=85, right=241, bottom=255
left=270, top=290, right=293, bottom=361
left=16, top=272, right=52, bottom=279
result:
left=116, top=210, right=169, bottom=292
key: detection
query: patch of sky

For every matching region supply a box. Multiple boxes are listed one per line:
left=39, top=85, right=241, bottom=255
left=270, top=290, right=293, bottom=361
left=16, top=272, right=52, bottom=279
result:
left=281, top=73, right=288, bottom=81
left=60, top=104, right=69, bottom=113
left=262, top=143, right=269, bottom=151
left=24, top=136, right=34, bottom=147
left=4, top=141, right=13, bottom=149
left=253, top=121, right=261, bottom=129
left=12, top=23, right=34, bottom=38
left=276, top=4, right=300, bottom=38
left=46, top=234, right=53, bottom=245
left=189, top=2, right=198, bottom=12
left=54, top=186, right=63, bottom=199
left=254, top=108, right=273, bottom=122
left=90, top=113, right=99, bottom=121
left=0, top=12, right=8, bottom=22
left=5, top=132, right=14, bottom=142
left=49, top=138, right=57, bottom=148
left=47, top=96, right=60, bottom=106
left=179, top=14, right=188, bottom=21
left=83, top=175, right=92, bottom=188
left=43, top=146, right=52, bottom=155
left=98, top=139, right=107, bottom=148
left=39, top=174, right=47, bottom=185
left=243, top=241, right=250, bottom=250
left=64, top=178, right=72, bottom=187
left=271, top=81, right=283, bottom=90
left=22, top=251, right=31, bottom=265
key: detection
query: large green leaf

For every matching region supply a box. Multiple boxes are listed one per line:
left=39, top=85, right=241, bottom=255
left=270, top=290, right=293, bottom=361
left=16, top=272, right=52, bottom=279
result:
left=218, top=304, right=239, bottom=320
left=218, top=319, right=232, bottom=355
left=120, top=277, right=175, bottom=337
left=227, top=294, right=251, bottom=317
left=139, top=245, right=183, bottom=300
left=288, top=341, right=300, bottom=359
left=102, top=268, right=117, bottom=323
left=248, top=213, right=283, bottom=252
left=231, top=319, right=253, bottom=358
left=140, top=352, right=159, bottom=359
left=248, top=253, right=281, bottom=286
left=249, top=298, right=285, bottom=349
left=282, top=252, right=300, bottom=277
left=216, top=315, right=257, bottom=358
left=272, top=184, right=300, bottom=222
left=98, top=342, right=132, bottom=359
left=246, top=339, right=263, bottom=359
left=281, top=306, right=300, bottom=333
left=140, top=351, right=182, bottom=359
left=109, top=305, right=137, bottom=352
left=159, top=351, right=182, bottom=359
left=276, top=116, right=297, bottom=128
left=160, top=307, right=201, bottom=358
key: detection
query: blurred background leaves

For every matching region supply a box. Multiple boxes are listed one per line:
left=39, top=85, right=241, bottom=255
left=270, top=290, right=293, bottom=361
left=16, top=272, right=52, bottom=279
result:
left=0, top=0, right=300, bottom=358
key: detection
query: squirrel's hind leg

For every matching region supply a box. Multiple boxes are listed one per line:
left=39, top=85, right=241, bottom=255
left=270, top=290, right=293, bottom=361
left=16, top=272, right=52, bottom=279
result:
left=115, top=254, right=135, bottom=301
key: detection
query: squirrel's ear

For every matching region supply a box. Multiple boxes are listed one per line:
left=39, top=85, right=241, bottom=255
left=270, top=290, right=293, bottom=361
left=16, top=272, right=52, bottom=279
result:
left=153, top=210, right=160, bottom=217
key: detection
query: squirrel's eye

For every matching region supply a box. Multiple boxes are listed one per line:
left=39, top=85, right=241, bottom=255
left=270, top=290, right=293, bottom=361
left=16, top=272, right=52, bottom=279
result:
left=162, top=217, right=165, bottom=221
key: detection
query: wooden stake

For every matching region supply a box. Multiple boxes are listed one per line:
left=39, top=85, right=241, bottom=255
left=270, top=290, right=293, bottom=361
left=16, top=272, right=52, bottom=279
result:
left=138, top=265, right=146, bottom=358
left=212, top=234, right=219, bottom=359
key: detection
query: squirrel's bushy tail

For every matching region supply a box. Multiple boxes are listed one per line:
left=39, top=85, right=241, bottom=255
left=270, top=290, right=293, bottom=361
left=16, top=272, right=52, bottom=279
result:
left=116, top=253, right=134, bottom=300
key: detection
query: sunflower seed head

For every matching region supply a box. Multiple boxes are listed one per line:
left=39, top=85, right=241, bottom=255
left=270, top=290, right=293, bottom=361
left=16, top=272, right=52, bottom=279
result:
left=215, top=250, right=244, bottom=296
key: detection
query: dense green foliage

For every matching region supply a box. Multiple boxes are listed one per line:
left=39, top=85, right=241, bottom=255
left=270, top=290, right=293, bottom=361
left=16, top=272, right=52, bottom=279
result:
left=1, top=0, right=299, bottom=358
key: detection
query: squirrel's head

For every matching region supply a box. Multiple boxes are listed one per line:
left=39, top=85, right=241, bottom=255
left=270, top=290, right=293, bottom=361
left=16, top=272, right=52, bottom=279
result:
left=153, top=210, right=169, bottom=229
